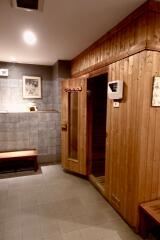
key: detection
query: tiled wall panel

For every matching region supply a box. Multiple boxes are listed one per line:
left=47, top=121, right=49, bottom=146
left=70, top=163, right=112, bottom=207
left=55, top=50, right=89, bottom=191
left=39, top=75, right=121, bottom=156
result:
left=0, top=112, right=59, bottom=163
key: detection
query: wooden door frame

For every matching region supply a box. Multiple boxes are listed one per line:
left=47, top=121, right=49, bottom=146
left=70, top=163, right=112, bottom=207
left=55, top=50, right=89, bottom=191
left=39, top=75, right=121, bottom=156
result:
left=61, top=66, right=109, bottom=176
left=86, top=66, right=109, bottom=176
left=61, top=76, right=88, bottom=175
left=88, top=66, right=109, bottom=78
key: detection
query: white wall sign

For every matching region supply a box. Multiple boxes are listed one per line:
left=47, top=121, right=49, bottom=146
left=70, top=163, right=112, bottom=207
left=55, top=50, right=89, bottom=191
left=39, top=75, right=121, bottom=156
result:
left=152, top=76, right=160, bottom=107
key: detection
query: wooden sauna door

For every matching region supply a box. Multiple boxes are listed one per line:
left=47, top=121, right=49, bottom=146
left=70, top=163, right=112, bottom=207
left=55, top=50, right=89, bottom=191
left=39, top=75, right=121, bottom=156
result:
left=61, top=77, right=87, bottom=175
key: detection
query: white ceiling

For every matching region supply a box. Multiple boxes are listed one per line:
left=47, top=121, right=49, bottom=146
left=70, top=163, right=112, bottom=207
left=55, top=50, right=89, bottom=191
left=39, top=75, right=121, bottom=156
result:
left=0, top=0, right=146, bottom=66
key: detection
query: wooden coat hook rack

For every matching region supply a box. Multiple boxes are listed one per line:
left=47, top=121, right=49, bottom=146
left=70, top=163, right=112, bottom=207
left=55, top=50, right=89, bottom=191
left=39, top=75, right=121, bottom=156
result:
left=64, top=87, right=82, bottom=92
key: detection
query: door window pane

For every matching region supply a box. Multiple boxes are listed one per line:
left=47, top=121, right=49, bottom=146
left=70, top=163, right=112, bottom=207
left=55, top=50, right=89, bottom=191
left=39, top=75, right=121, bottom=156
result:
left=68, top=92, right=78, bottom=159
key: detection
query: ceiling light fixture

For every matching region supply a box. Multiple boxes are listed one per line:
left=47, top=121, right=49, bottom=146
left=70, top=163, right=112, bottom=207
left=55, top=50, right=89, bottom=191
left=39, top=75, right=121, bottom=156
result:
left=23, top=31, right=37, bottom=45
left=11, top=0, right=44, bottom=12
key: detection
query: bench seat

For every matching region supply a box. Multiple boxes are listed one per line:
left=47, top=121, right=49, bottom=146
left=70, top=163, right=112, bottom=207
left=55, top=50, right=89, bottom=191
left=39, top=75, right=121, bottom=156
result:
left=0, top=150, right=38, bottom=172
left=139, top=199, right=160, bottom=238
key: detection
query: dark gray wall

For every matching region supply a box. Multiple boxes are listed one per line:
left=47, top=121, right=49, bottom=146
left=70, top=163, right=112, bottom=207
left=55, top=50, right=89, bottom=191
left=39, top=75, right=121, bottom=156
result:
left=0, top=61, right=71, bottom=164
left=0, top=62, right=54, bottom=112
left=52, top=60, right=71, bottom=111
left=0, top=112, right=58, bottom=164
left=52, top=60, right=71, bottom=161
left=0, top=62, right=52, bottom=79
left=52, top=60, right=71, bottom=79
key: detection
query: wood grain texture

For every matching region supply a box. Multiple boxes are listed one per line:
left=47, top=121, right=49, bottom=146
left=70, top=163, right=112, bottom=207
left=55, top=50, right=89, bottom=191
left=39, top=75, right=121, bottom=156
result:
left=105, top=54, right=140, bottom=227
left=71, top=1, right=160, bottom=77
left=0, top=150, right=38, bottom=171
left=71, top=2, right=148, bottom=77
left=138, top=51, right=160, bottom=204
left=139, top=199, right=160, bottom=237
left=61, top=77, right=87, bottom=175
left=105, top=51, right=160, bottom=230
left=0, top=150, right=38, bottom=159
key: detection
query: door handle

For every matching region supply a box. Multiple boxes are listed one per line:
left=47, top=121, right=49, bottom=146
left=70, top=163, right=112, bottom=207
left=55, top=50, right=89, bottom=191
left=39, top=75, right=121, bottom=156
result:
left=61, top=123, right=67, bottom=131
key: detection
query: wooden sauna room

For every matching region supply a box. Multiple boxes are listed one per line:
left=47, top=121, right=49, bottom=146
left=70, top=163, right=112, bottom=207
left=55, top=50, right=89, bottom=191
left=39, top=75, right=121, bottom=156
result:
left=61, top=0, right=160, bottom=234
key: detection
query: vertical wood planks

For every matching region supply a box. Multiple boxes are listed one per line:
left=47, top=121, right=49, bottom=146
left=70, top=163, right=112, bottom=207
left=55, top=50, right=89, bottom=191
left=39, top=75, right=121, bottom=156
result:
left=138, top=51, right=160, bottom=204
left=105, top=51, right=160, bottom=229
left=71, top=3, right=149, bottom=77
left=71, top=1, right=160, bottom=77
left=106, top=53, right=141, bottom=227
left=61, top=77, right=87, bottom=175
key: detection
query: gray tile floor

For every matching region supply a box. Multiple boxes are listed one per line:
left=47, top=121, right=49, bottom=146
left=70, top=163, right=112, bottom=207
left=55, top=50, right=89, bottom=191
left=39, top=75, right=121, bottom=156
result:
left=0, top=164, right=142, bottom=240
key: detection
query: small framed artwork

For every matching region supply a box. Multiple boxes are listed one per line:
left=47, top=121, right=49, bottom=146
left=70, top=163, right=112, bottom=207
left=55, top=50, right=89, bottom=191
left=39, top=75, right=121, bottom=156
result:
left=152, top=76, right=160, bottom=107
left=23, top=76, right=42, bottom=99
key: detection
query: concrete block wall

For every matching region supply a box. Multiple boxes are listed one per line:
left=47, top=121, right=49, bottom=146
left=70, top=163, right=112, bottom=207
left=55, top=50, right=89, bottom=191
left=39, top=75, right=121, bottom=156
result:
left=0, top=62, right=54, bottom=112
left=0, top=62, right=65, bottom=164
left=0, top=112, right=59, bottom=163
left=0, top=61, right=70, bottom=164
left=52, top=60, right=71, bottom=162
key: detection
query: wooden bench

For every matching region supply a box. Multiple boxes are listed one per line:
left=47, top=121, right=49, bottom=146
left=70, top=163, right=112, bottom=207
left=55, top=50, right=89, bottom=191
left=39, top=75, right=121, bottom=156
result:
left=139, top=199, right=160, bottom=238
left=0, top=150, right=38, bottom=172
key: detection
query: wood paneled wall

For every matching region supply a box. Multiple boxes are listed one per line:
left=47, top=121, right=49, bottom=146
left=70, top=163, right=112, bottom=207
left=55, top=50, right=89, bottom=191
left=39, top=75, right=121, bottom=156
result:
left=147, top=9, right=160, bottom=50
left=138, top=51, right=160, bottom=204
left=71, top=1, right=160, bottom=77
left=105, top=51, right=160, bottom=229
left=105, top=52, right=143, bottom=228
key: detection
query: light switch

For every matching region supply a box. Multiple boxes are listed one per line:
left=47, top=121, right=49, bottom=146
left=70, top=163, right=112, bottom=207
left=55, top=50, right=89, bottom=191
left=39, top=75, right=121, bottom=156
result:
left=113, top=102, right=120, bottom=108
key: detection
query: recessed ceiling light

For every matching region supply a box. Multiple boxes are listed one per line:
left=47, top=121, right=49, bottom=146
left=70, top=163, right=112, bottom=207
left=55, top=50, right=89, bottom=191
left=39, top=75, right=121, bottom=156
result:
left=23, top=31, right=37, bottom=45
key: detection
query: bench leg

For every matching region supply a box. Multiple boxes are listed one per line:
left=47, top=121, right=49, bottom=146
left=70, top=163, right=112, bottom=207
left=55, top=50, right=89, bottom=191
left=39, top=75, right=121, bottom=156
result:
left=34, top=157, right=38, bottom=172
left=139, top=209, right=149, bottom=239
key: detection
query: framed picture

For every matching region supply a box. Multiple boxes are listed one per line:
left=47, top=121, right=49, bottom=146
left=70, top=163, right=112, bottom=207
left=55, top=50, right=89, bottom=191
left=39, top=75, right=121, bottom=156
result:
left=23, top=76, right=42, bottom=99
left=152, top=76, right=160, bottom=107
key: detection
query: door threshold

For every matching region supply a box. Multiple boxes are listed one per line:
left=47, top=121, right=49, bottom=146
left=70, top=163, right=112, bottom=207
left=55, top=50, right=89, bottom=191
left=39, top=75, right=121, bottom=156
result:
left=89, top=174, right=105, bottom=196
